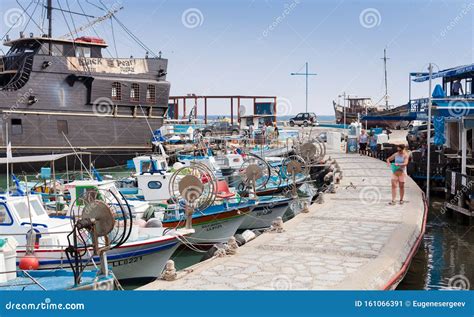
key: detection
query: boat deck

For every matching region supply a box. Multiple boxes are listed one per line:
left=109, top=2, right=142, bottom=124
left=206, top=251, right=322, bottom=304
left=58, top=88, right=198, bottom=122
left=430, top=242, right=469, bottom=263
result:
left=139, top=151, right=427, bottom=290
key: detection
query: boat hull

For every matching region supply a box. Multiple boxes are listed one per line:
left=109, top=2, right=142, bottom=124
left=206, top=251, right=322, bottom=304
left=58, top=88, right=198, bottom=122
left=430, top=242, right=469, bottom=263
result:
left=16, top=236, right=181, bottom=282
left=333, top=103, right=409, bottom=129
left=162, top=208, right=249, bottom=244
left=239, top=199, right=290, bottom=230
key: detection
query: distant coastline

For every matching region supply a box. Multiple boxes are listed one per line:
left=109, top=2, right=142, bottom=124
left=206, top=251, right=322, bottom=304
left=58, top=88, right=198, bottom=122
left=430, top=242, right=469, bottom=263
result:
left=196, top=115, right=336, bottom=122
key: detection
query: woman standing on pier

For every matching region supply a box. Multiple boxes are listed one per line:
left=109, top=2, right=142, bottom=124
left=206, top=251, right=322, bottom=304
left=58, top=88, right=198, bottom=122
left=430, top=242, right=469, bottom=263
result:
left=386, top=144, right=409, bottom=205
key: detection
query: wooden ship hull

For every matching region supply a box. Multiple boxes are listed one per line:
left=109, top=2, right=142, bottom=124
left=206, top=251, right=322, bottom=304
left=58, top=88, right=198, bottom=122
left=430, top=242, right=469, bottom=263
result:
left=333, top=102, right=410, bottom=129
left=0, top=37, right=169, bottom=171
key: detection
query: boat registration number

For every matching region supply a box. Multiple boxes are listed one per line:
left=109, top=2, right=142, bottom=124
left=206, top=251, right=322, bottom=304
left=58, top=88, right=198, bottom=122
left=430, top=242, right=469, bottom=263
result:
left=255, top=209, right=272, bottom=217
left=112, top=256, right=143, bottom=267
left=202, top=223, right=223, bottom=232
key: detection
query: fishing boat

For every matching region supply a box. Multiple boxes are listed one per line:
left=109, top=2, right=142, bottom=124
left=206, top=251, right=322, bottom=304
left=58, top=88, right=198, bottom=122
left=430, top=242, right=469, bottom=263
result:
left=0, top=1, right=170, bottom=171
left=238, top=195, right=291, bottom=230
left=0, top=236, right=116, bottom=291
left=0, top=191, right=193, bottom=282
left=160, top=202, right=253, bottom=244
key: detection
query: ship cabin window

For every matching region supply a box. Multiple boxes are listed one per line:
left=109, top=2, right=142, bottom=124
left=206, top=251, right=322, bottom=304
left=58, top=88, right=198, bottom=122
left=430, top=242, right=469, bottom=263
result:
left=75, top=46, right=91, bottom=58
left=130, top=83, right=140, bottom=102
left=146, top=85, right=156, bottom=103
left=111, top=82, right=122, bottom=101
left=11, top=119, right=22, bottom=135
left=40, top=43, right=64, bottom=56
left=57, top=120, right=68, bottom=135
left=0, top=204, right=13, bottom=226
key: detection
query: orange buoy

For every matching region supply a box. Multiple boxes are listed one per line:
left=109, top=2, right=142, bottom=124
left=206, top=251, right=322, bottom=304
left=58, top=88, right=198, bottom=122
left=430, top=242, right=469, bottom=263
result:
left=19, top=255, right=40, bottom=270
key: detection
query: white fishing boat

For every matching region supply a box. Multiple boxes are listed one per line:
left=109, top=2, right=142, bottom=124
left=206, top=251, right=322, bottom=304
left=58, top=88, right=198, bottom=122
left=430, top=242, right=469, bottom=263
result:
left=0, top=193, right=193, bottom=282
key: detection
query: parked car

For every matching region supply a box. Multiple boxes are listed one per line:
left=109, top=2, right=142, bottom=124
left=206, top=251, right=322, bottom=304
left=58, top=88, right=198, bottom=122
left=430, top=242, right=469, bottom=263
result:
left=198, top=121, right=240, bottom=137
left=289, top=112, right=318, bottom=127
left=407, top=124, right=434, bottom=147
left=317, top=132, right=327, bottom=142
left=407, top=120, right=427, bottom=130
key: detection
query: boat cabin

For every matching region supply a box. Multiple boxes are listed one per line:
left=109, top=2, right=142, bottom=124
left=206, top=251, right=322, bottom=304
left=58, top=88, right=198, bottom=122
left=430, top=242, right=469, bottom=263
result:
left=0, top=36, right=106, bottom=87
left=0, top=194, right=69, bottom=248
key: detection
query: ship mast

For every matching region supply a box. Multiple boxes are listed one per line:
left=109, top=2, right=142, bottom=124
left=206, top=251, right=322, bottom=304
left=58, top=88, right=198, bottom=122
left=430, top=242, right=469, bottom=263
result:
left=47, top=0, right=53, bottom=55
left=381, top=48, right=390, bottom=109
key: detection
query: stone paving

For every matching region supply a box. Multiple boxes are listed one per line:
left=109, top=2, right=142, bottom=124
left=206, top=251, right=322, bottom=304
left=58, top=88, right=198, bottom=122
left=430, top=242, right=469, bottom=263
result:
left=140, top=151, right=426, bottom=290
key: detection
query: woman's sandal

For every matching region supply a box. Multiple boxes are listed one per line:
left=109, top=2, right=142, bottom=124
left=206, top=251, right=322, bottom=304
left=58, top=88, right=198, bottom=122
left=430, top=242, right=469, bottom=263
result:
left=399, top=200, right=404, bottom=205
left=388, top=201, right=397, bottom=206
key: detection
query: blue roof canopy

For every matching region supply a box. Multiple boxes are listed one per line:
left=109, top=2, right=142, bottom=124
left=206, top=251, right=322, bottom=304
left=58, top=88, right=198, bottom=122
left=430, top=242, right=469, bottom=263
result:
left=412, top=64, right=474, bottom=82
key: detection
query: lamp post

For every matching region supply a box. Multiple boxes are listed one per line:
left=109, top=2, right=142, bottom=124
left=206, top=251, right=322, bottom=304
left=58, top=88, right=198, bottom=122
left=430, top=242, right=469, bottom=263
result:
left=338, top=92, right=348, bottom=129
left=291, top=62, right=317, bottom=113
left=426, top=63, right=433, bottom=203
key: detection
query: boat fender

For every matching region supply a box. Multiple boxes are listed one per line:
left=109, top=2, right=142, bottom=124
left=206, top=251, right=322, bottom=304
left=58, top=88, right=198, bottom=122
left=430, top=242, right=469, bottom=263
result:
left=135, top=218, right=147, bottom=228
left=241, top=230, right=257, bottom=243
left=233, top=234, right=246, bottom=247
left=145, top=218, right=163, bottom=228
left=200, top=243, right=226, bottom=262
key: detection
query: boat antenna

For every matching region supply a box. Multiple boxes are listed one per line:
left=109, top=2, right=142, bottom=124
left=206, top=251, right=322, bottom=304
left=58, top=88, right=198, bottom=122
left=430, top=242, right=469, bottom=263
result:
left=61, top=132, right=94, bottom=179
left=138, top=104, right=167, bottom=156
left=381, top=48, right=390, bottom=109
left=5, top=122, right=10, bottom=197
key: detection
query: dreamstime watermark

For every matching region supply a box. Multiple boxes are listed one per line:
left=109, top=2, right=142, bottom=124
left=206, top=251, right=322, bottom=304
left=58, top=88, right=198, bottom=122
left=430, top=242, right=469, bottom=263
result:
left=440, top=179, right=474, bottom=214
left=447, top=274, right=470, bottom=290
left=1, top=88, right=34, bottom=120
left=359, top=8, right=381, bottom=29
left=181, top=8, right=204, bottom=29
left=271, top=275, right=292, bottom=290
left=276, top=97, right=293, bottom=116
left=438, top=2, right=474, bottom=39
left=92, top=97, right=115, bottom=116
left=447, top=100, right=470, bottom=118
left=359, top=186, right=381, bottom=205
left=5, top=297, right=85, bottom=311
left=3, top=7, right=26, bottom=29
left=260, top=0, right=300, bottom=38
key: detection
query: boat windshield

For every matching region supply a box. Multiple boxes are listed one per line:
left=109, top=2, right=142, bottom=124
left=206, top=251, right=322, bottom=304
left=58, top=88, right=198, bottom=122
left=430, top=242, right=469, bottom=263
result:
left=11, top=198, right=47, bottom=220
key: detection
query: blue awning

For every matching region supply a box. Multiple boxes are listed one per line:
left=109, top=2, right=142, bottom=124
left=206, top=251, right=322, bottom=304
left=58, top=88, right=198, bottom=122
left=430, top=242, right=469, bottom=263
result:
left=412, top=64, right=474, bottom=82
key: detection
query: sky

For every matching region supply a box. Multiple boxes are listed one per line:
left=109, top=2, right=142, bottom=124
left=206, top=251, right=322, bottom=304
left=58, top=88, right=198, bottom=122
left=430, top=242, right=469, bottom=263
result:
left=1, top=0, right=473, bottom=115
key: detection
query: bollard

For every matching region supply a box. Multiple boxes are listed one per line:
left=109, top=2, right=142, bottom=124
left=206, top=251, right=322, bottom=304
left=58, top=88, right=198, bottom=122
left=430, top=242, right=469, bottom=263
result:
left=162, top=260, right=177, bottom=281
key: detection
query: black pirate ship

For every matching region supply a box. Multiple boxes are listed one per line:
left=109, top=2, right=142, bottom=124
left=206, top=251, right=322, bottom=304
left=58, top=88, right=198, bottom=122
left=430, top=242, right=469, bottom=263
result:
left=0, top=1, right=169, bottom=169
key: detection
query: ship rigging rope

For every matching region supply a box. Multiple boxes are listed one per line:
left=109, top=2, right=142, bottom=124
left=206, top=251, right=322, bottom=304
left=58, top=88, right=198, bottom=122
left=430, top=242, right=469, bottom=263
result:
left=0, top=0, right=34, bottom=41
left=57, top=0, right=90, bottom=75
left=21, top=0, right=41, bottom=33
left=77, top=0, right=115, bottom=58
left=96, top=0, right=157, bottom=57
left=111, top=15, right=158, bottom=58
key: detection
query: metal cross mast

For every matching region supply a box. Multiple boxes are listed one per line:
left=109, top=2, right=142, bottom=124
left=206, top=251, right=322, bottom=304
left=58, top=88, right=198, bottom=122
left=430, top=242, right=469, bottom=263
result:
left=291, top=62, right=317, bottom=113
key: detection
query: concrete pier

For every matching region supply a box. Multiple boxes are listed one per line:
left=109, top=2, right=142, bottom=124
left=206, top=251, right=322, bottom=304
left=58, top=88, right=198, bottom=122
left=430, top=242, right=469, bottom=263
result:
left=140, top=151, right=427, bottom=290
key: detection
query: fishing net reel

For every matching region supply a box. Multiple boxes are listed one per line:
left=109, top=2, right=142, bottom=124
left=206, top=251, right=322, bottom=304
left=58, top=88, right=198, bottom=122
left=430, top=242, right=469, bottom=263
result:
left=296, top=141, right=326, bottom=163
left=168, top=162, right=217, bottom=229
left=66, top=188, right=133, bottom=285
left=282, top=155, right=308, bottom=197
left=237, top=154, right=271, bottom=196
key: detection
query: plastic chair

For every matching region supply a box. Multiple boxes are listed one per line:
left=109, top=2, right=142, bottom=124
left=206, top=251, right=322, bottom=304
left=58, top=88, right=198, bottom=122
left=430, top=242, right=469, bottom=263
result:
left=216, top=180, right=235, bottom=199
